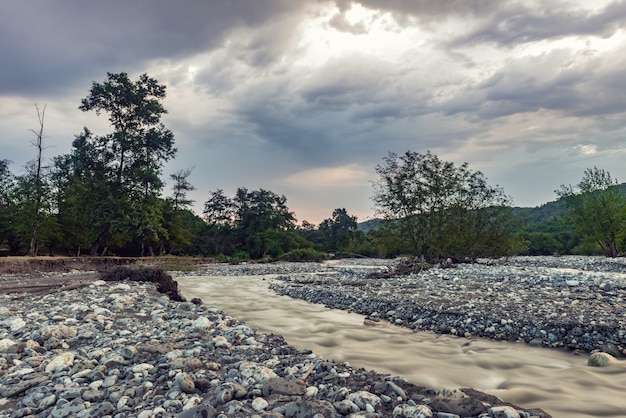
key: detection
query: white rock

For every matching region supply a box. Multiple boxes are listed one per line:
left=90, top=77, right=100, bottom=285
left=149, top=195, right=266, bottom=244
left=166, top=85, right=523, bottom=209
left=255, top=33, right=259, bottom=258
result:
left=239, top=362, right=278, bottom=384
left=251, top=397, right=269, bottom=411
left=192, top=316, right=211, bottom=331
left=393, top=404, right=433, bottom=417
left=0, top=338, right=15, bottom=351
left=488, top=405, right=521, bottom=418
left=346, top=391, right=382, bottom=410
left=45, top=352, right=75, bottom=373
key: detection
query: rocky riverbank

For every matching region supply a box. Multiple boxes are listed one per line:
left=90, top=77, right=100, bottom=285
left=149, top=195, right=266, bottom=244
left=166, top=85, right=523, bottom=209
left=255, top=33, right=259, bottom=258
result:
left=0, top=265, right=551, bottom=417
left=269, top=256, right=626, bottom=356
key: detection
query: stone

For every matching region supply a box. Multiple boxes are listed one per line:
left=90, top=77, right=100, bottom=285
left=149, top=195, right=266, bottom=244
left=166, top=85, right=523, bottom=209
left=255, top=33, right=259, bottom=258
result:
left=251, top=396, right=269, bottom=412
left=588, top=352, right=616, bottom=367
left=262, top=376, right=306, bottom=397
left=489, top=405, right=521, bottom=417
left=239, top=361, right=278, bottom=384
left=50, top=399, right=85, bottom=418
left=387, top=381, right=408, bottom=399
left=193, top=316, right=212, bottom=331
left=392, top=404, right=433, bottom=417
left=176, top=372, right=196, bottom=393
left=282, top=399, right=336, bottom=418
left=0, top=372, right=50, bottom=397
left=346, top=390, right=382, bottom=410
left=178, top=402, right=218, bottom=418
left=205, top=384, right=235, bottom=407
left=430, top=397, right=486, bottom=416
left=46, top=351, right=74, bottom=373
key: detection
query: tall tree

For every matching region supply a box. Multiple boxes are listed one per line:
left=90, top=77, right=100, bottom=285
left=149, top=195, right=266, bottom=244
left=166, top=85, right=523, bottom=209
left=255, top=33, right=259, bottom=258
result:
left=77, top=72, right=176, bottom=255
left=0, top=160, right=14, bottom=248
left=27, top=104, right=48, bottom=256
left=169, top=168, right=195, bottom=211
left=318, top=208, right=358, bottom=251
left=556, top=167, right=625, bottom=257
left=372, top=151, right=513, bottom=260
left=203, top=187, right=303, bottom=258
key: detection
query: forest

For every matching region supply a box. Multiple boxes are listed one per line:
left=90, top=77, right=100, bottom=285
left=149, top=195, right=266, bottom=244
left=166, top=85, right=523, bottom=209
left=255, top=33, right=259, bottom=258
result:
left=2, top=73, right=625, bottom=261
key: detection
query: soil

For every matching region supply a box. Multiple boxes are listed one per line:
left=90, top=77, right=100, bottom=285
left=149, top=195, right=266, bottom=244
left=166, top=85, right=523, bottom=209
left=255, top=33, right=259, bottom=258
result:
left=0, top=256, right=209, bottom=296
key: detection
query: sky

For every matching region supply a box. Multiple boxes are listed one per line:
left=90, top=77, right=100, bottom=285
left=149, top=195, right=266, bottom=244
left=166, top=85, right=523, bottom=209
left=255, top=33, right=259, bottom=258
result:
left=2, top=0, right=626, bottom=224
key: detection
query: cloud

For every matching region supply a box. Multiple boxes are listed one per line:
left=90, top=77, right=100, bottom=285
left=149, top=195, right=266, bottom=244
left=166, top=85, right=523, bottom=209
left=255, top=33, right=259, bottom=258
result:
left=279, top=164, right=368, bottom=189
left=450, top=0, right=626, bottom=47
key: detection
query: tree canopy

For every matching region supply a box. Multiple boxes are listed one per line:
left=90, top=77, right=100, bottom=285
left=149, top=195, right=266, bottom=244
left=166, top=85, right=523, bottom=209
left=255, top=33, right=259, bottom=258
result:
left=372, top=151, right=514, bottom=260
left=556, top=167, right=626, bottom=257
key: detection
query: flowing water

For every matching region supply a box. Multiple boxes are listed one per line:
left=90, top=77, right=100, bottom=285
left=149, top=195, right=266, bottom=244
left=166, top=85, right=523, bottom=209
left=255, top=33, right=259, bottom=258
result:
left=177, top=274, right=626, bottom=418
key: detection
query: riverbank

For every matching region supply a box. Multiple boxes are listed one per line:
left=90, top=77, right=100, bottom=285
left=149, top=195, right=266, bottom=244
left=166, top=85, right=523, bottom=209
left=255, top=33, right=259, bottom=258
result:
left=0, top=273, right=550, bottom=417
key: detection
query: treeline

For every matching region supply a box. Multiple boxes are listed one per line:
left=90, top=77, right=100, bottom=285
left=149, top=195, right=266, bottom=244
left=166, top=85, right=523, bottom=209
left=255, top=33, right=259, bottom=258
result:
left=1, top=72, right=625, bottom=260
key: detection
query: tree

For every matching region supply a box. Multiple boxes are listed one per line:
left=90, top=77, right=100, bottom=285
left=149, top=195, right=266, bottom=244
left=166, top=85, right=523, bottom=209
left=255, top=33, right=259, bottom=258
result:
left=27, top=104, right=48, bottom=256
left=203, top=187, right=304, bottom=258
left=556, top=167, right=625, bottom=257
left=372, top=150, right=513, bottom=260
left=0, top=160, right=14, bottom=249
left=169, top=168, right=195, bottom=211
left=77, top=72, right=176, bottom=255
left=318, top=208, right=358, bottom=252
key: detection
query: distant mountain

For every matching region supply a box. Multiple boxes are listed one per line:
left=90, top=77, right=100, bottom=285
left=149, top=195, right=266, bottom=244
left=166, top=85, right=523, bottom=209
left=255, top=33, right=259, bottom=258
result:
left=357, top=218, right=382, bottom=232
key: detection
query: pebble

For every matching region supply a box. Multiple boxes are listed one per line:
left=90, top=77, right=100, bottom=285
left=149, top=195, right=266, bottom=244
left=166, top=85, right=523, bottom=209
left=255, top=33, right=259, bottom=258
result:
left=0, top=265, right=551, bottom=418
left=269, top=256, right=626, bottom=355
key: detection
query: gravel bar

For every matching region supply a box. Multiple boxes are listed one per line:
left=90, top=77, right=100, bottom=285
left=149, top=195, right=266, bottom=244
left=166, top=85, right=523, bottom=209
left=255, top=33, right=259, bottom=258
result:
left=270, top=256, right=626, bottom=356
left=0, top=269, right=551, bottom=417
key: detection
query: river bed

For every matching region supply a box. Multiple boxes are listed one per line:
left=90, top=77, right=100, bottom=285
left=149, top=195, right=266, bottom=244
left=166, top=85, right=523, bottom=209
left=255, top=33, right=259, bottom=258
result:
left=176, top=263, right=626, bottom=418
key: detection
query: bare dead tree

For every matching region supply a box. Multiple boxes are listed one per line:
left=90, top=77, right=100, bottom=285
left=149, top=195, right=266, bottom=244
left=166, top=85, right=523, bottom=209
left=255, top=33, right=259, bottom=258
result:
left=27, top=104, right=47, bottom=257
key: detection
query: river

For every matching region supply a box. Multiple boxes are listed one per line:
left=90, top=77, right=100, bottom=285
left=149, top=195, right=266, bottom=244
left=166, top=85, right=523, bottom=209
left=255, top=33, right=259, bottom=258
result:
left=177, top=273, right=626, bottom=418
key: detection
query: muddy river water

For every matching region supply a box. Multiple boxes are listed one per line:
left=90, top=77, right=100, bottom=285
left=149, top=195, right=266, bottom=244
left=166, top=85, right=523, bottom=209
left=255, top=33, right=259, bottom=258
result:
left=177, top=273, right=626, bottom=418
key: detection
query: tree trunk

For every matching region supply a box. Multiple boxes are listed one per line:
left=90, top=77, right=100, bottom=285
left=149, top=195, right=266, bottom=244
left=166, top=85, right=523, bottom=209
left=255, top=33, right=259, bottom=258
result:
left=27, top=104, right=47, bottom=257
left=91, top=224, right=111, bottom=256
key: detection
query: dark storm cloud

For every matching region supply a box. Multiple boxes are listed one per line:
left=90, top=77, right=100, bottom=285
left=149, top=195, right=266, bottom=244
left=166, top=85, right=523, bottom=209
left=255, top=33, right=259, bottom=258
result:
left=442, top=48, right=626, bottom=121
left=450, top=1, right=626, bottom=47
left=0, top=0, right=304, bottom=96
left=334, top=0, right=496, bottom=20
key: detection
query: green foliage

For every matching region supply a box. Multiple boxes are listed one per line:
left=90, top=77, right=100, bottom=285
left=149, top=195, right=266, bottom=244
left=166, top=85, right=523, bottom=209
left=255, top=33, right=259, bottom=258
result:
left=318, top=208, right=358, bottom=251
left=556, top=167, right=626, bottom=257
left=203, top=188, right=307, bottom=259
left=68, top=72, right=177, bottom=255
left=372, top=151, right=514, bottom=260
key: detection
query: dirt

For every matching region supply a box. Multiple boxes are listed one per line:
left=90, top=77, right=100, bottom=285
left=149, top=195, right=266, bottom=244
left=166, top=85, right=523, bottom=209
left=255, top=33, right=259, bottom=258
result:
left=0, top=256, right=209, bottom=296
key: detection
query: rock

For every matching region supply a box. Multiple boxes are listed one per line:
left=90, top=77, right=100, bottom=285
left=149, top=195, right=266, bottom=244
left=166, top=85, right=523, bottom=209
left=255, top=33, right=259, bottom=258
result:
left=346, top=390, right=382, bottom=410
left=193, top=316, right=212, bottom=331
left=588, top=352, right=616, bottom=367
left=488, top=405, right=521, bottom=417
left=45, top=352, right=75, bottom=373
left=50, top=399, right=85, bottom=418
left=176, top=372, right=196, bottom=393
left=262, top=376, right=306, bottom=397
left=178, top=402, right=218, bottom=418
left=0, top=372, right=50, bottom=397
left=251, top=397, right=268, bottom=412
left=239, top=361, right=278, bottom=384
left=205, top=384, right=235, bottom=407
left=393, top=404, right=433, bottom=417
left=430, top=397, right=486, bottom=416
left=282, top=399, right=336, bottom=418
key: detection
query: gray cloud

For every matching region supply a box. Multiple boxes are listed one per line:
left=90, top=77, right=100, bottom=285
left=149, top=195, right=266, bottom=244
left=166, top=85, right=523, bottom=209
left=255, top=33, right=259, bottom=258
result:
left=0, top=0, right=304, bottom=96
left=3, top=0, right=626, bottom=221
left=450, top=1, right=626, bottom=47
